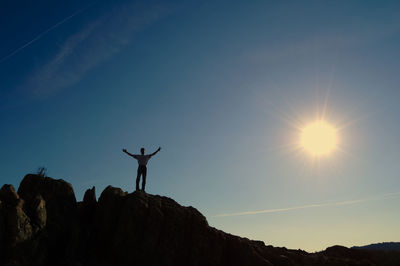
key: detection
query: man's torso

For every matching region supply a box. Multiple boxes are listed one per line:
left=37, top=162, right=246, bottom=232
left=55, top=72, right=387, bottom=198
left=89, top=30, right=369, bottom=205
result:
left=134, top=155, right=151, bottom=166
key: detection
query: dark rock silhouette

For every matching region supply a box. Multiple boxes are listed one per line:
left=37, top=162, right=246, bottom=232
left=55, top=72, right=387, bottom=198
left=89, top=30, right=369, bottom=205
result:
left=0, top=174, right=399, bottom=266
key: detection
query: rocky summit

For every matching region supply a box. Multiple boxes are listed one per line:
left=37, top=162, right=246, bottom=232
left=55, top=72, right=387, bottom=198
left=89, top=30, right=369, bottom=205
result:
left=0, top=174, right=399, bottom=266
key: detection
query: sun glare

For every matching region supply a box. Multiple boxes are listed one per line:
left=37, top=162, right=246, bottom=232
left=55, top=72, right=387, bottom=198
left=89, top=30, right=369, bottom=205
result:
left=300, top=121, right=338, bottom=156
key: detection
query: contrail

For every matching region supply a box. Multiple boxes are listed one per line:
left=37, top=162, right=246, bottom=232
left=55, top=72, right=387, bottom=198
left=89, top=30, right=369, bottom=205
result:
left=214, top=191, right=400, bottom=217
left=0, top=5, right=92, bottom=64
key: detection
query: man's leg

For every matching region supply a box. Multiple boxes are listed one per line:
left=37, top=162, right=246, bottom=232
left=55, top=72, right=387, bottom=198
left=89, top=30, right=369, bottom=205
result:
left=141, top=166, right=147, bottom=192
left=136, top=167, right=141, bottom=191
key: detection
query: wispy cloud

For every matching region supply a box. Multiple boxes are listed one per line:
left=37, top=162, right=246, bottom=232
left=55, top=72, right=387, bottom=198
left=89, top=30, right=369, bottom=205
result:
left=23, top=3, right=172, bottom=97
left=214, top=192, right=400, bottom=217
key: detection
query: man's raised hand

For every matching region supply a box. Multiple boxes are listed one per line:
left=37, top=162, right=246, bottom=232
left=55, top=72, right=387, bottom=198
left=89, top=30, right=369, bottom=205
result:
left=122, top=148, right=127, bottom=153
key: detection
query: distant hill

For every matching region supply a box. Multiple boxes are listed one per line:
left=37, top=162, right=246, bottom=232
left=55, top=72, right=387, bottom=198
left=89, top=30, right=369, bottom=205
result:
left=1, top=174, right=400, bottom=265
left=352, top=242, right=400, bottom=251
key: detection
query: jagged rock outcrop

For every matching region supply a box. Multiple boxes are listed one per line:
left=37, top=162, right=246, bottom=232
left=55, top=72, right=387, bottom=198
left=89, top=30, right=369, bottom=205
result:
left=0, top=185, right=33, bottom=247
left=0, top=174, right=399, bottom=266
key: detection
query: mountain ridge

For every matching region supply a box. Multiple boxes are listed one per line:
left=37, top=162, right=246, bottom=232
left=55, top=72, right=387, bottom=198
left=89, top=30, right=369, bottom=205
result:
left=0, top=174, right=399, bottom=266
left=352, top=242, right=400, bottom=251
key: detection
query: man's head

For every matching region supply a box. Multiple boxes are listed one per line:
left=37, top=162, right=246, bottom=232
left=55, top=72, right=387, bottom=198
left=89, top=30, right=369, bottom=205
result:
left=140, top=147, right=145, bottom=155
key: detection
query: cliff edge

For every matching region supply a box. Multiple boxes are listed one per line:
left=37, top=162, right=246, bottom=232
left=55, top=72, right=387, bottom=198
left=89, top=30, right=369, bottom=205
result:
left=0, top=174, right=399, bottom=266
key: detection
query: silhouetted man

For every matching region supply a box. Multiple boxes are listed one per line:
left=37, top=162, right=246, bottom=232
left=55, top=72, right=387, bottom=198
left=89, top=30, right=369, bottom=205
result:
left=122, top=147, right=161, bottom=192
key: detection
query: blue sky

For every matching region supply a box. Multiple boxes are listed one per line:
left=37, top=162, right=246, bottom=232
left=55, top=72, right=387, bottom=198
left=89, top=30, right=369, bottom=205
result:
left=1, top=0, right=400, bottom=251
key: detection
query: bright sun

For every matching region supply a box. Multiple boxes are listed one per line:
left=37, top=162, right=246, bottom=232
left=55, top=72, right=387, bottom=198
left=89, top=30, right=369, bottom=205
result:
left=300, top=120, right=338, bottom=156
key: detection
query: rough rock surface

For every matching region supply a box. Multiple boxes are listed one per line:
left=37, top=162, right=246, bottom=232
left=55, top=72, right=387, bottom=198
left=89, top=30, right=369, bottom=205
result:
left=0, top=174, right=399, bottom=266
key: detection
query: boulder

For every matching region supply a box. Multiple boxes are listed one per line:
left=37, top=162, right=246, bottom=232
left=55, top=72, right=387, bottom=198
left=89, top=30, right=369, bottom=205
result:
left=0, top=185, right=32, bottom=247
left=17, top=174, right=76, bottom=228
left=16, top=175, right=78, bottom=265
left=5, top=198, right=32, bottom=247
left=98, top=185, right=127, bottom=205
left=0, top=185, right=19, bottom=205
left=28, top=195, right=47, bottom=231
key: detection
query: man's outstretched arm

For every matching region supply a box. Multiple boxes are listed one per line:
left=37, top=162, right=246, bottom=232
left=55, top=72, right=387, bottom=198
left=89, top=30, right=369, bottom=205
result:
left=122, top=148, right=136, bottom=158
left=150, top=147, right=161, bottom=157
